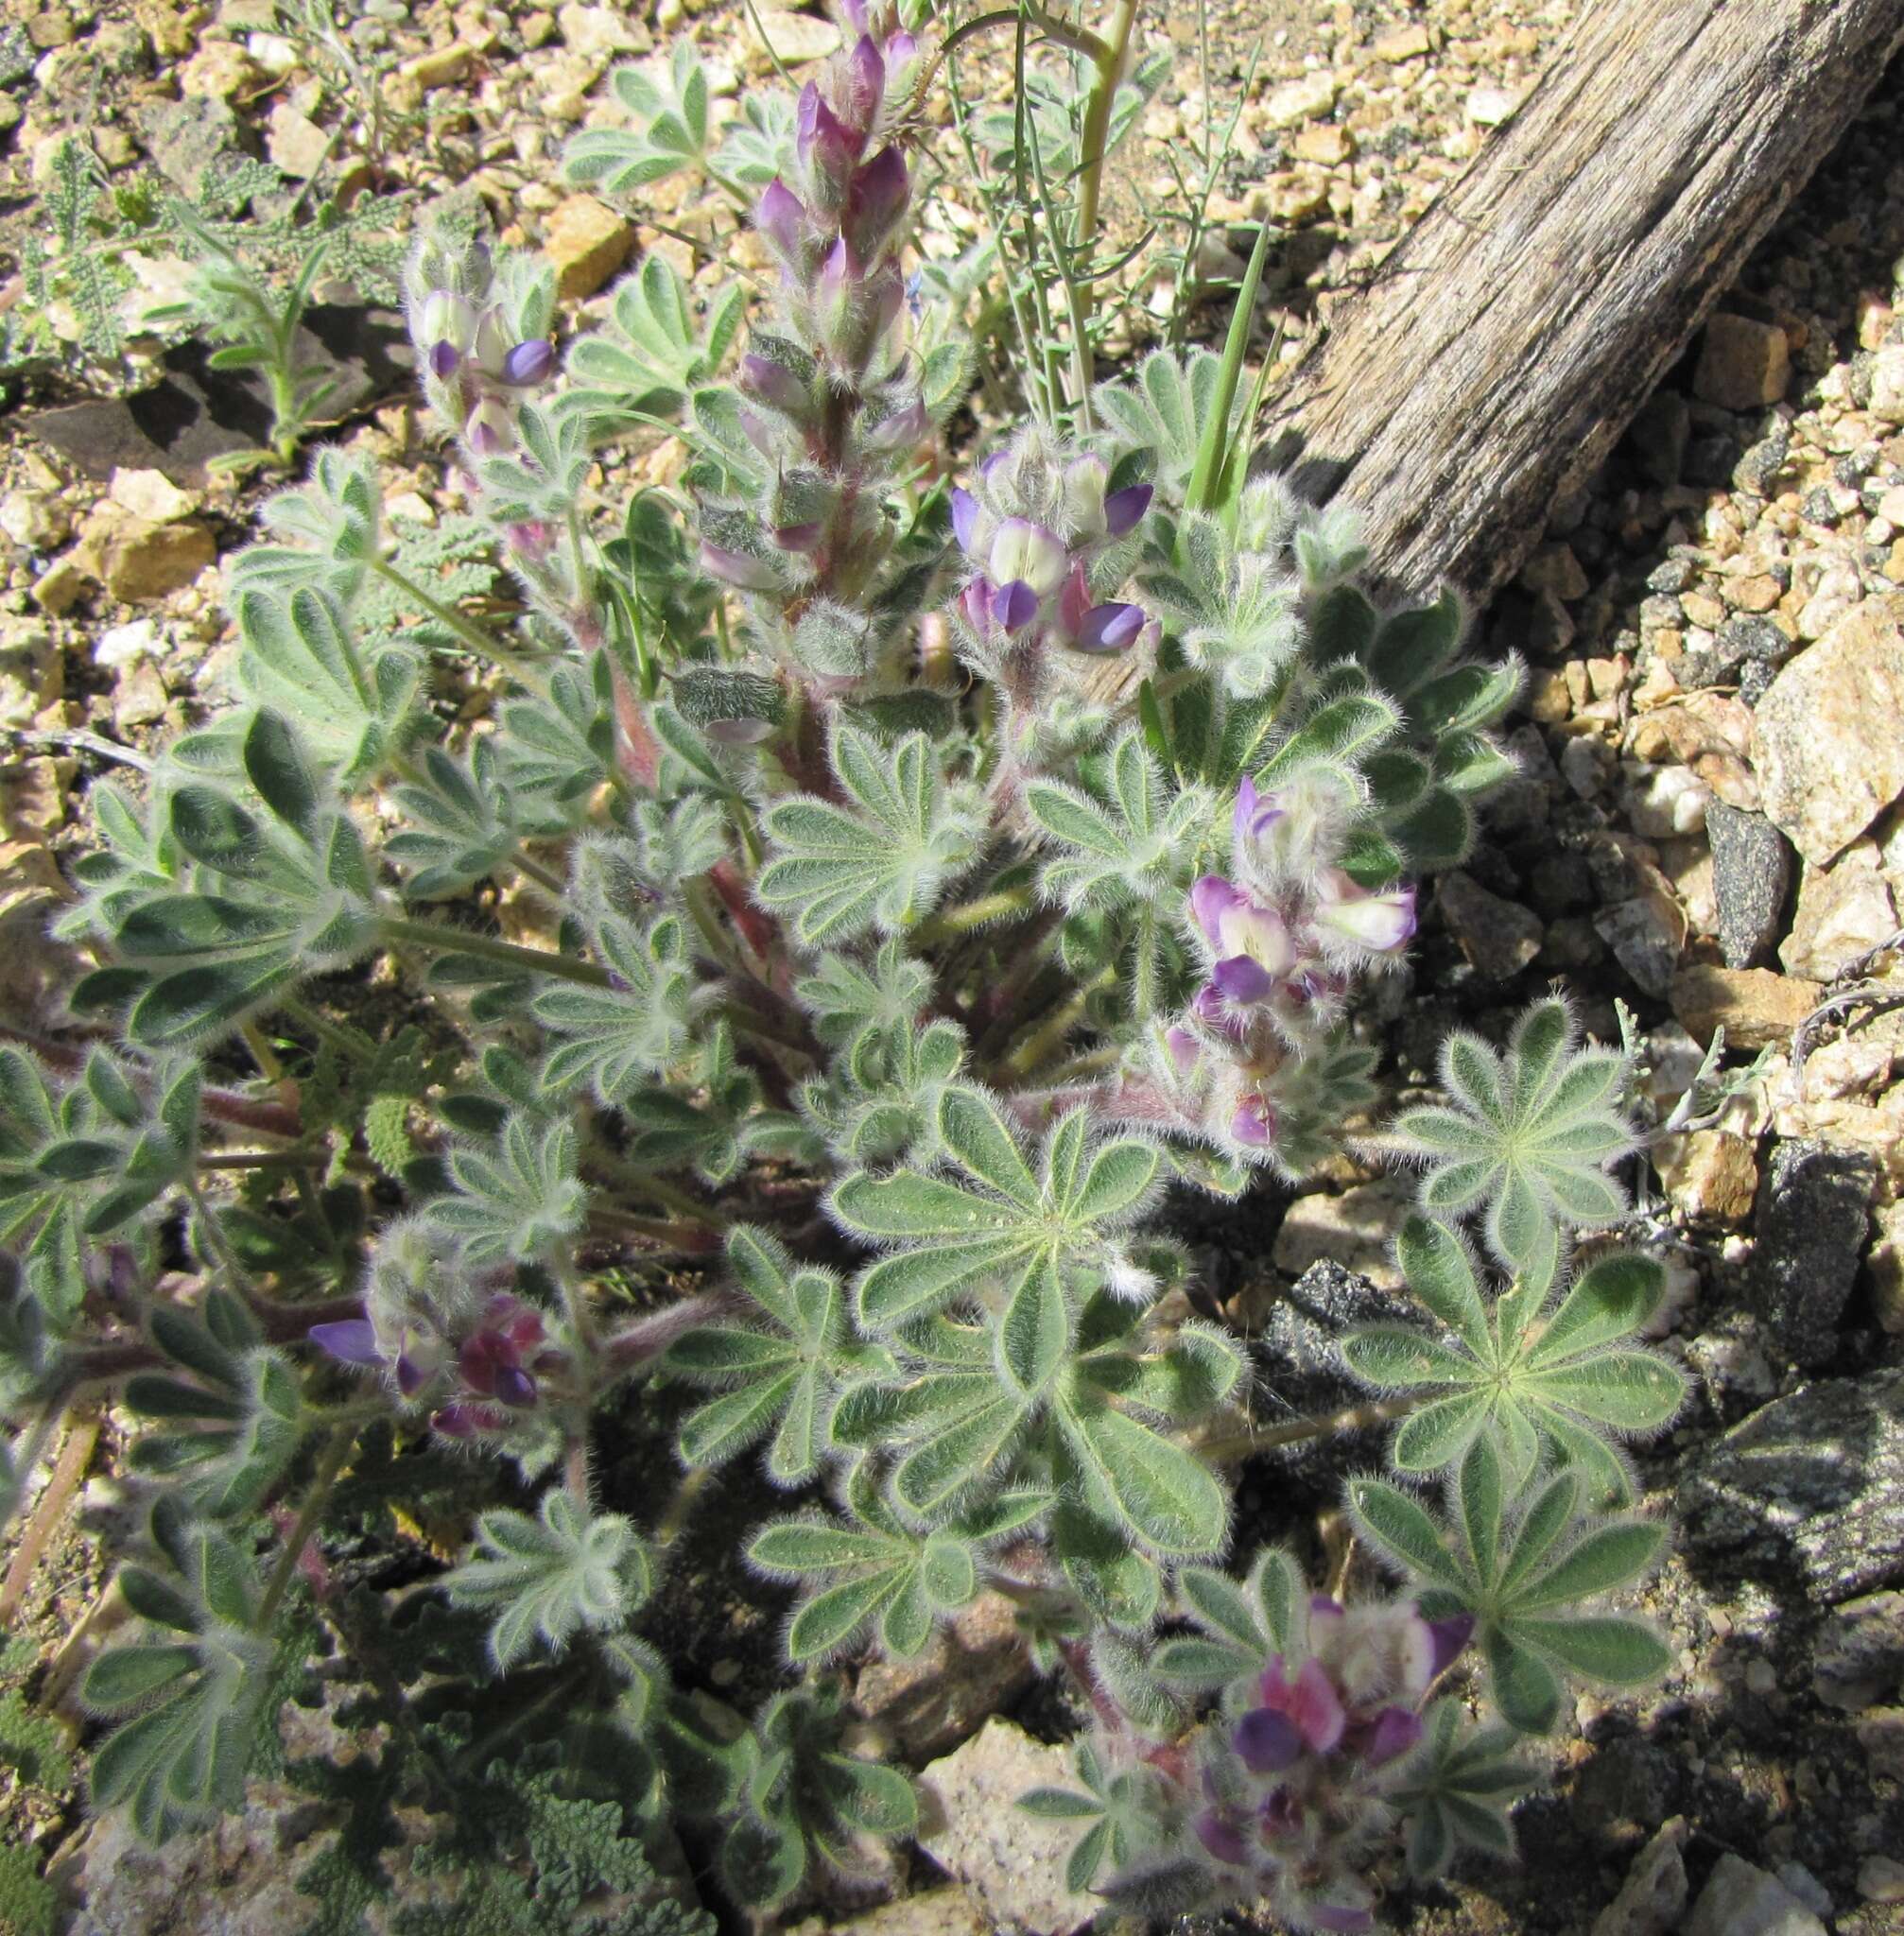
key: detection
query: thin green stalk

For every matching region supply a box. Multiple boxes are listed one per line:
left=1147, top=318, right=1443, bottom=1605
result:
left=1071, top=0, right=1141, bottom=330
left=199, top=1147, right=324, bottom=1171
left=368, top=557, right=547, bottom=693
left=184, top=1175, right=261, bottom=1305
left=258, top=1423, right=357, bottom=1626
left=909, top=884, right=1037, bottom=950
left=376, top=915, right=614, bottom=988
left=281, top=994, right=374, bottom=1062
left=1184, top=214, right=1272, bottom=516
left=999, top=964, right=1116, bottom=1078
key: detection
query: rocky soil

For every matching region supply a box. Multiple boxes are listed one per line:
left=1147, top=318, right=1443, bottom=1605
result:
left=2, top=0, right=1904, bottom=1932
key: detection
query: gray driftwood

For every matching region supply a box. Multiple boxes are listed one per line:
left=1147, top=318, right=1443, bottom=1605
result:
left=1248, top=0, right=1904, bottom=603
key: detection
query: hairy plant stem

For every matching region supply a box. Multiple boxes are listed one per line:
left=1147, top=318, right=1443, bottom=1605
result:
left=1193, top=1394, right=1422, bottom=1463
left=257, top=1422, right=357, bottom=1627
left=368, top=557, right=548, bottom=694
left=997, top=965, right=1117, bottom=1079
left=376, top=915, right=614, bottom=988
left=0, top=1402, right=100, bottom=1625
left=1071, top=0, right=1139, bottom=263
left=184, top=1174, right=262, bottom=1305
left=909, top=884, right=1038, bottom=951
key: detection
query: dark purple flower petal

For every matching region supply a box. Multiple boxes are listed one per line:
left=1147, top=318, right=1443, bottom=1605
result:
left=1427, top=1612, right=1476, bottom=1678
left=841, top=33, right=886, bottom=133
left=501, top=338, right=554, bottom=386
left=493, top=1365, right=538, bottom=1408
left=395, top=1352, right=428, bottom=1398
left=1193, top=1808, right=1249, bottom=1866
left=845, top=143, right=909, bottom=258
left=1190, top=873, right=1243, bottom=945
left=950, top=487, right=981, bottom=555
left=429, top=339, right=459, bottom=380
left=1233, top=1706, right=1304, bottom=1773
left=1072, top=600, right=1145, bottom=652
left=756, top=177, right=806, bottom=260
left=741, top=351, right=808, bottom=415
left=1233, top=1097, right=1277, bottom=1147
left=309, top=1319, right=380, bottom=1366
left=992, top=579, right=1040, bottom=632
left=1362, top=1706, right=1424, bottom=1766
left=1103, top=482, right=1153, bottom=537
left=773, top=521, right=825, bottom=553
left=1211, top=953, right=1277, bottom=1004
left=700, top=539, right=783, bottom=593
left=886, top=29, right=917, bottom=63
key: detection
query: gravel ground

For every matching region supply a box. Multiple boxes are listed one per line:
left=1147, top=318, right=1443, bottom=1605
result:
left=2, top=0, right=1903, bottom=1931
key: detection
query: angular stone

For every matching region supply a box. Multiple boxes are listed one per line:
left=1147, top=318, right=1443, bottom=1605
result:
left=1705, top=804, right=1791, bottom=969
left=1670, top=963, right=1820, bottom=1050
left=1814, top=1590, right=1904, bottom=1709
left=748, top=8, right=840, bottom=62
left=1870, top=1200, right=1904, bottom=1335
left=1590, top=1816, right=1688, bottom=1936
left=917, top=1720, right=1099, bottom=1935
left=1692, top=316, right=1791, bottom=412
left=1654, top=1130, right=1757, bottom=1223
left=1436, top=869, right=1543, bottom=980
left=1683, top=1855, right=1825, bottom=1936
left=1856, top=1707, right=1904, bottom=1778
left=1860, top=1855, right=1904, bottom=1903
left=543, top=194, right=636, bottom=301
left=1753, top=599, right=1904, bottom=865
left=1594, top=891, right=1684, bottom=997
left=1778, top=841, right=1897, bottom=981
left=1259, top=72, right=1339, bottom=130
left=1749, top=1138, right=1875, bottom=1368
left=265, top=99, right=330, bottom=178
left=107, top=466, right=196, bottom=523
left=1271, top=1177, right=1412, bottom=1291
left=1679, top=1368, right=1904, bottom=1603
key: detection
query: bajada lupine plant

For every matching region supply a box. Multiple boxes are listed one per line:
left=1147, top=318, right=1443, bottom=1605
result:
left=0, top=6, right=1684, bottom=1928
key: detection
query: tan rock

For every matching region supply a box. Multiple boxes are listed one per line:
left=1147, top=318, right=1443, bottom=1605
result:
left=99, top=518, right=216, bottom=603
left=1292, top=123, right=1352, bottom=165
left=1271, top=1175, right=1412, bottom=1290
left=853, top=1592, right=1032, bottom=1761
left=748, top=8, right=840, bottom=62
left=544, top=194, right=636, bottom=301
left=917, top=1720, right=1099, bottom=1936
left=1869, top=1201, right=1904, bottom=1334
left=1779, top=842, right=1898, bottom=980
left=1754, top=599, right=1904, bottom=864
left=401, top=43, right=472, bottom=87
left=1655, top=1131, right=1757, bottom=1224
left=1692, top=315, right=1790, bottom=411
left=1670, top=964, right=1822, bottom=1050
left=1259, top=72, right=1339, bottom=130
left=0, top=489, right=71, bottom=551
left=107, top=467, right=197, bottom=524
left=266, top=100, right=331, bottom=178
left=1372, top=24, right=1431, bottom=60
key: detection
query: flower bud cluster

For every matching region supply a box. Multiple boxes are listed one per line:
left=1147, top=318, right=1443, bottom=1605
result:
left=404, top=238, right=557, bottom=462
left=949, top=427, right=1153, bottom=678
left=700, top=0, right=929, bottom=658
left=1183, top=1597, right=1472, bottom=1933
left=309, top=1218, right=568, bottom=1442
left=1164, top=774, right=1415, bottom=1159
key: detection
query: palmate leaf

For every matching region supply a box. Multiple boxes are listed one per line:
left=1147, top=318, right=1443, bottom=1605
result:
left=83, top=1502, right=278, bottom=1844
left=1349, top=1435, right=1671, bottom=1736
left=1341, top=1214, right=1687, bottom=1506
left=444, top=1490, right=654, bottom=1670
left=755, top=726, right=985, bottom=946
left=533, top=913, right=696, bottom=1106
left=1151, top=1546, right=1305, bottom=1687
left=795, top=1011, right=965, bottom=1168
left=429, top=1115, right=586, bottom=1265
left=384, top=740, right=525, bottom=901
left=1390, top=1697, right=1542, bottom=1881
left=1018, top=1738, right=1172, bottom=1895
left=662, top=1226, right=893, bottom=1485
left=1024, top=732, right=1213, bottom=915
left=563, top=42, right=715, bottom=197
left=749, top=1468, right=1046, bottom=1665
left=1393, top=998, right=1636, bottom=1274
left=562, top=251, right=743, bottom=424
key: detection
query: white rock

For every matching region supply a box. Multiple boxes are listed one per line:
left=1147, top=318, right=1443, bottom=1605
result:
left=1259, top=71, right=1339, bottom=130
left=1466, top=85, right=1519, bottom=127
left=1753, top=599, right=1904, bottom=865
left=95, top=619, right=160, bottom=669
left=1870, top=343, right=1904, bottom=425
left=1779, top=840, right=1898, bottom=980
left=0, top=488, right=71, bottom=551
left=747, top=8, right=841, bottom=63
left=917, top=1719, right=1099, bottom=1935
left=1590, top=1816, right=1687, bottom=1936
left=1623, top=763, right=1711, bottom=838
left=1683, top=1854, right=1826, bottom=1936
left=246, top=30, right=299, bottom=77
left=1796, top=562, right=1861, bottom=641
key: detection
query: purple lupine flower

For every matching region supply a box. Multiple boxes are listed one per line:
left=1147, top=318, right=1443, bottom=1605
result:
left=1232, top=1095, right=1277, bottom=1147
left=466, top=397, right=513, bottom=456
left=1073, top=600, right=1145, bottom=653
left=1428, top=1612, right=1476, bottom=1678
left=992, top=580, right=1041, bottom=632
left=1310, top=1907, right=1375, bottom=1934
left=310, top=1317, right=380, bottom=1365
left=886, top=28, right=917, bottom=64
left=1190, top=876, right=1295, bottom=998
left=845, top=143, right=910, bottom=259
left=1357, top=1705, right=1424, bottom=1767
left=1165, top=1026, right=1202, bottom=1077
left=700, top=539, right=784, bottom=593
left=773, top=520, right=825, bottom=553
left=1312, top=871, right=1417, bottom=953
left=864, top=392, right=927, bottom=454
left=1257, top=1655, right=1347, bottom=1754
left=949, top=487, right=981, bottom=555
left=741, top=351, right=809, bottom=416
left=756, top=177, right=807, bottom=261
left=840, top=33, right=885, bottom=133
left=1232, top=774, right=1285, bottom=848
left=1194, top=1809, right=1249, bottom=1866
left=797, top=82, right=861, bottom=188
left=500, top=338, right=554, bottom=387
left=1234, top=1705, right=1305, bottom=1773
left=1103, top=482, right=1153, bottom=538
left=428, top=339, right=460, bottom=380
left=988, top=518, right=1067, bottom=597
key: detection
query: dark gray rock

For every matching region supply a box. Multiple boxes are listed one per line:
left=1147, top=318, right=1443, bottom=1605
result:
left=1734, top=435, right=1789, bottom=496
left=1705, top=804, right=1793, bottom=969
left=1812, top=1590, right=1904, bottom=1710
left=1646, top=559, right=1696, bottom=596
left=1800, top=486, right=1840, bottom=527
left=130, top=96, right=251, bottom=199
left=1749, top=1139, right=1876, bottom=1368
left=1436, top=870, right=1544, bottom=980
left=1677, top=1367, right=1904, bottom=1603
left=1739, top=659, right=1777, bottom=706
left=1716, top=615, right=1794, bottom=666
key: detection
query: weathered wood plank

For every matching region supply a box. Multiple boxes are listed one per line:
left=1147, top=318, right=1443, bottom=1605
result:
left=1258, top=0, right=1904, bottom=603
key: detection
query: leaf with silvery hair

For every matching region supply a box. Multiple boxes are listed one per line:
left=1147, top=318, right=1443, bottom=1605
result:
left=474, top=404, right=596, bottom=526
left=620, top=1021, right=759, bottom=1185
left=429, top=1115, right=586, bottom=1266
left=662, top=1225, right=892, bottom=1486
left=444, top=1490, right=653, bottom=1670
left=383, top=741, right=525, bottom=901
left=793, top=939, right=933, bottom=1056
left=1350, top=1433, right=1671, bottom=1736
left=1018, top=1738, right=1174, bottom=1894
left=124, top=1288, right=306, bottom=1521
left=1151, top=1546, right=1306, bottom=1688
left=1390, top=1698, right=1541, bottom=1882
left=748, top=1467, right=1045, bottom=1665
left=562, top=42, right=715, bottom=197
left=1341, top=1214, right=1686, bottom=1506
left=560, top=251, right=744, bottom=425
left=533, top=913, right=696, bottom=1107
left=1025, top=732, right=1214, bottom=915
left=228, top=448, right=384, bottom=605
left=82, top=1501, right=278, bottom=1844
left=1093, top=347, right=1249, bottom=506
left=795, top=1011, right=964, bottom=1168
left=494, top=658, right=619, bottom=817
left=1393, top=998, right=1636, bottom=1275
left=755, top=727, right=985, bottom=946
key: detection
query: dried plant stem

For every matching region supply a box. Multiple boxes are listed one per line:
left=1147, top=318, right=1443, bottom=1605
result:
left=0, top=1402, right=100, bottom=1627
left=1195, top=1394, right=1422, bottom=1464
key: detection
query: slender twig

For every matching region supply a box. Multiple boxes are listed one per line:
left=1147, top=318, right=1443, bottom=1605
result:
left=377, top=915, right=614, bottom=988
left=258, top=1423, right=358, bottom=1627
left=0, top=1403, right=100, bottom=1626
left=1194, top=1395, right=1421, bottom=1463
